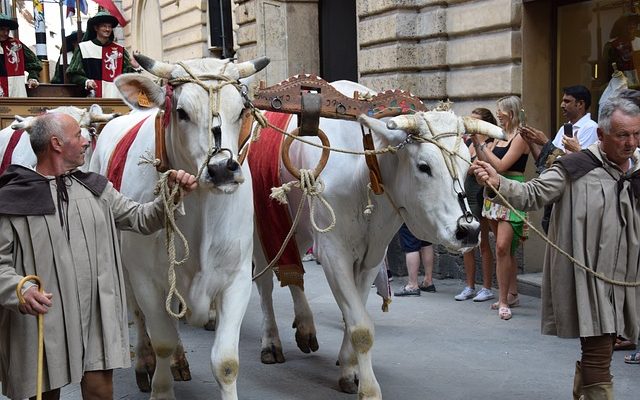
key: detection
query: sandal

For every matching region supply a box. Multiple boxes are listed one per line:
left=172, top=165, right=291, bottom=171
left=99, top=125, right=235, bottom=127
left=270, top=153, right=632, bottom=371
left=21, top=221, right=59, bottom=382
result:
left=615, top=336, right=637, bottom=351
left=498, top=306, right=512, bottom=320
left=394, top=286, right=420, bottom=297
left=491, top=294, right=520, bottom=310
left=624, top=350, right=640, bottom=364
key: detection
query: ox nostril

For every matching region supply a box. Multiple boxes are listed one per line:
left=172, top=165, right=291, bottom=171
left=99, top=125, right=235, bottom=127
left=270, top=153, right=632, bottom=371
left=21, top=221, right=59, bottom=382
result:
left=455, top=225, right=468, bottom=241
left=227, top=159, right=239, bottom=171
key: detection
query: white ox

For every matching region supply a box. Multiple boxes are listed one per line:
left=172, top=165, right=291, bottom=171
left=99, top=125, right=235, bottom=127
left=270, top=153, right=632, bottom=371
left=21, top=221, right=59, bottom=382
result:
left=0, top=105, right=117, bottom=170
left=253, top=81, right=506, bottom=399
left=89, top=54, right=269, bottom=400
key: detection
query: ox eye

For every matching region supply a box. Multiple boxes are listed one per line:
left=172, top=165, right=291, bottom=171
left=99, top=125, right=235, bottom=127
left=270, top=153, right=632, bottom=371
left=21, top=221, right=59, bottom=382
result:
left=176, top=108, right=190, bottom=122
left=418, top=163, right=432, bottom=176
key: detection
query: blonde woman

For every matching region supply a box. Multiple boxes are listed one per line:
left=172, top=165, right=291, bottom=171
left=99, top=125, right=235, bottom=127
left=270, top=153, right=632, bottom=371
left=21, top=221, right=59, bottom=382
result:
left=471, top=96, right=529, bottom=320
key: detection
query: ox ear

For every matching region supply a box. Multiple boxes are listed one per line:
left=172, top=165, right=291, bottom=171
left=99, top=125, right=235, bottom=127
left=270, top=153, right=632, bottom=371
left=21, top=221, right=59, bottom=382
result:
left=358, top=114, right=407, bottom=145
left=11, top=115, right=35, bottom=131
left=115, top=74, right=166, bottom=110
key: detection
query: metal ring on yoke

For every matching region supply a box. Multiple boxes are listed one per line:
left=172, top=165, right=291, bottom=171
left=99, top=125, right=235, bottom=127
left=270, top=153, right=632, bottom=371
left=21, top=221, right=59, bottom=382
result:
left=281, top=127, right=331, bottom=180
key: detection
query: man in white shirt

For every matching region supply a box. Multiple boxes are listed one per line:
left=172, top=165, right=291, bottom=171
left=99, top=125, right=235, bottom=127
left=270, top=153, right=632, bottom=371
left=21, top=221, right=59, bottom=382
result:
left=550, top=85, right=598, bottom=151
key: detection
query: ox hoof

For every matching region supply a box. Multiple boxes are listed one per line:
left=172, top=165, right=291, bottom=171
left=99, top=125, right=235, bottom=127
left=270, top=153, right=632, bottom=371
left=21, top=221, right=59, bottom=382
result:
left=295, top=331, right=319, bottom=354
left=203, top=319, right=216, bottom=331
left=261, top=345, right=285, bottom=364
left=338, top=376, right=359, bottom=394
left=135, top=369, right=153, bottom=393
left=170, top=360, right=192, bottom=382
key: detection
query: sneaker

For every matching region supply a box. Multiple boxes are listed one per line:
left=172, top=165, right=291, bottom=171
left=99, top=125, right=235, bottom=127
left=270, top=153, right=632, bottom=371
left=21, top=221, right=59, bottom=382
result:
left=454, top=286, right=476, bottom=301
left=302, top=253, right=315, bottom=262
left=394, top=286, right=420, bottom=297
left=473, top=287, right=495, bottom=302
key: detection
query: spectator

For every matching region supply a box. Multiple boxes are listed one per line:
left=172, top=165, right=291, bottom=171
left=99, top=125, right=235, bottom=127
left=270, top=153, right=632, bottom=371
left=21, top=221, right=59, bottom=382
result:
left=519, top=86, right=598, bottom=234
left=471, top=96, right=640, bottom=400
left=0, top=113, right=197, bottom=400
left=67, top=11, right=137, bottom=98
left=455, top=108, right=496, bottom=302
left=51, top=31, right=81, bottom=84
left=394, top=224, right=435, bottom=297
left=0, top=12, right=41, bottom=97
left=471, top=96, right=529, bottom=320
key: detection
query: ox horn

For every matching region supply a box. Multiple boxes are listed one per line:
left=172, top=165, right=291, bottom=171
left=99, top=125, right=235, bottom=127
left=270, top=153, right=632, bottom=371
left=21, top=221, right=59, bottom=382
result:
left=11, top=115, right=35, bottom=131
left=90, top=112, right=120, bottom=123
left=386, top=115, right=418, bottom=132
left=236, top=56, right=270, bottom=78
left=134, top=52, right=174, bottom=79
left=462, top=117, right=507, bottom=141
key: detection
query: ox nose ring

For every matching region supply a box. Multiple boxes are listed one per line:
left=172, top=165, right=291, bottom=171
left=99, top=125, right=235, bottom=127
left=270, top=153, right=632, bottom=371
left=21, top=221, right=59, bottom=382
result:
left=227, top=158, right=239, bottom=171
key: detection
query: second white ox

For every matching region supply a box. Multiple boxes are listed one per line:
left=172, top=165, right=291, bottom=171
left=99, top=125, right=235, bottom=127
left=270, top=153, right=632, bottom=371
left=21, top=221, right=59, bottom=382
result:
left=89, top=54, right=268, bottom=400
left=0, top=105, right=116, bottom=170
left=253, top=81, right=506, bottom=399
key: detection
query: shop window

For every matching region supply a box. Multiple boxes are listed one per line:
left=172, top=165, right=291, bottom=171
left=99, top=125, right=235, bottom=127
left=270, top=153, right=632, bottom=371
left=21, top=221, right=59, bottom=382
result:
left=557, top=0, right=640, bottom=125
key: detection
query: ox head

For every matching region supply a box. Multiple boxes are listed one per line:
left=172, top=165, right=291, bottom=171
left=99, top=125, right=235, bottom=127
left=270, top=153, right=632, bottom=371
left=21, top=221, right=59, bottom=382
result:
left=11, top=105, right=118, bottom=169
left=115, top=53, right=270, bottom=192
left=359, top=110, right=506, bottom=252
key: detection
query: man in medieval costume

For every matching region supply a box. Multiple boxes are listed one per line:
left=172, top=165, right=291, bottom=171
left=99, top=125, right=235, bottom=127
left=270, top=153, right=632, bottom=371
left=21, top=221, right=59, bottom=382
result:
left=51, top=31, right=81, bottom=84
left=471, top=96, right=640, bottom=400
left=0, top=112, right=197, bottom=400
left=67, top=10, right=136, bottom=98
left=0, top=12, right=41, bottom=97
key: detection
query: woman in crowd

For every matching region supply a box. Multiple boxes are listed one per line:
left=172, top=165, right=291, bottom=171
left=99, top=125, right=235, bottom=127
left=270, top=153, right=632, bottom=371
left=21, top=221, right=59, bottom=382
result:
left=455, top=108, right=496, bottom=303
left=471, top=96, right=530, bottom=320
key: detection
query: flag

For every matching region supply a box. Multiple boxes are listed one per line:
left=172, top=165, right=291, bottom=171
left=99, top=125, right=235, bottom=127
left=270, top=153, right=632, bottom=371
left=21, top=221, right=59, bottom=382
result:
left=66, top=0, right=88, bottom=18
left=91, top=0, right=128, bottom=27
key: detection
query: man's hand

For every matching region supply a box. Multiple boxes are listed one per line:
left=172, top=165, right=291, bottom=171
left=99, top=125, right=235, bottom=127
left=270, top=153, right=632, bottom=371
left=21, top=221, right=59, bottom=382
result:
left=85, top=79, right=97, bottom=90
left=562, top=135, right=580, bottom=153
left=168, top=169, right=198, bottom=194
left=469, top=160, right=500, bottom=189
left=18, top=286, right=53, bottom=316
left=519, top=125, right=548, bottom=146
left=27, top=79, right=39, bottom=89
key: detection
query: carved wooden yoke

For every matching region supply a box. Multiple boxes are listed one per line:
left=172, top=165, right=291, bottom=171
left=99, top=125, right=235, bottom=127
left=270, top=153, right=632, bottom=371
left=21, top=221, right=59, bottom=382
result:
left=244, top=74, right=428, bottom=194
left=252, top=74, right=427, bottom=120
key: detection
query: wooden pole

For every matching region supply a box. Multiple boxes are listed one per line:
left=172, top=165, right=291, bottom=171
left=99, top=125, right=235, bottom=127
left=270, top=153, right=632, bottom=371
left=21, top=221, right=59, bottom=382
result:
left=11, top=0, right=18, bottom=40
left=75, top=0, right=81, bottom=42
left=59, top=0, right=68, bottom=83
left=16, top=275, right=45, bottom=400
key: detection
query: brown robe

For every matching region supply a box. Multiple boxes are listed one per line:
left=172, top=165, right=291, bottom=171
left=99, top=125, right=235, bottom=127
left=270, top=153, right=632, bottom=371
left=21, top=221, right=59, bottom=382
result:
left=492, top=143, right=640, bottom=341
left=0, top=166, right=166, bottom=399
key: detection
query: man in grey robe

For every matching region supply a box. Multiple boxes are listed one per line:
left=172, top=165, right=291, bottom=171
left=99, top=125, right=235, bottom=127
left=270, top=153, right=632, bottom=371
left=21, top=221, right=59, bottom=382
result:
left=471, top=97, right=640, bottom=400
left=0, top=113, right=197, bottom=400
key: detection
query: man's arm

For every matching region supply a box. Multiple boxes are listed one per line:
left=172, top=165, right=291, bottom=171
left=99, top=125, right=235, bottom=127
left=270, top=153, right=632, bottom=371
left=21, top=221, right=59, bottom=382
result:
left=470, top=160, right=567, bottom=211
left=66, top=47, right=90, bottom=88
left=0, top=218, right=52, bottom=314
left=22, top=44, right=42, bottom=81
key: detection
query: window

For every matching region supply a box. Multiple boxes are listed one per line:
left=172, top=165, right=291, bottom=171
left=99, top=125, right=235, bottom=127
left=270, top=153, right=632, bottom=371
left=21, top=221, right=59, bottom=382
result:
left=208, top=0, right=234, bottom=58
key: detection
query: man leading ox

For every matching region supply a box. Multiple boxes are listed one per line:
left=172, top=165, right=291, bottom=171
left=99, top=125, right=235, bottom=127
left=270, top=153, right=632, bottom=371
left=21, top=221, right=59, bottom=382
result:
left=0, top=113, right=197, bottom=400
left=471, top=96, right=640, bottom=400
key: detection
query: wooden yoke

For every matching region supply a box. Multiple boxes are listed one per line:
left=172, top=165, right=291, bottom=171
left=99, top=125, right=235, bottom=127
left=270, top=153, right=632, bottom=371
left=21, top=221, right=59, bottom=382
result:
left=253, top=74, right=428, bottom=194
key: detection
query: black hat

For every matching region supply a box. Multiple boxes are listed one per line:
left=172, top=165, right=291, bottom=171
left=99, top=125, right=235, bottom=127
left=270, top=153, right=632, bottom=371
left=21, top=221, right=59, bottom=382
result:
left=64, top=31, right=81, bottom=50
left=83, top=11, right=117, bottom=42
left=0, top=12, right=18, bottom=30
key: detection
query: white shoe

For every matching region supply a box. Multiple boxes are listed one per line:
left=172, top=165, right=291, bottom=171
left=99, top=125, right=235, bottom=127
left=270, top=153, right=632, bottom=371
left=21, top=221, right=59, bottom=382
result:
left=454, top=286, right=476, bottom=301
left=302, top=253, right=315, bottom=262
left=473, top=287, right=495, bottom=302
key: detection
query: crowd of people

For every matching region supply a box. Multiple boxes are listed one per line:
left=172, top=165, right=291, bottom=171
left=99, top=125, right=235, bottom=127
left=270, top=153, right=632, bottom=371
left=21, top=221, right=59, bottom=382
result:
left=391, top=84, right=640, bottom=399
left=0, top=10, right=136, bottom=99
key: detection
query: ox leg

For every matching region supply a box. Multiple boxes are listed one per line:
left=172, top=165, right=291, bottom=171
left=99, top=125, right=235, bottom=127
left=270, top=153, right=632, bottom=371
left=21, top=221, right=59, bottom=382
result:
left=170, top=339, right=191, bottom=382
left=290, top=284, right=319, bottom=354
left=211, top=275, right=252, bottom=400
left=255, top=267, right=286, bottom=364
left=131, top=306, right=155, bottom=393
left=321, top=257, right=382, bottom=400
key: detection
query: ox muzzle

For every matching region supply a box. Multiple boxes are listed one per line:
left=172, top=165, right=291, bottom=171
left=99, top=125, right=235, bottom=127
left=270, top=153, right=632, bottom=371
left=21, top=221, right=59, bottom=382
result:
left=455, top=217, right=480, bottom=247
left=207, top=156, right=244, bottom=188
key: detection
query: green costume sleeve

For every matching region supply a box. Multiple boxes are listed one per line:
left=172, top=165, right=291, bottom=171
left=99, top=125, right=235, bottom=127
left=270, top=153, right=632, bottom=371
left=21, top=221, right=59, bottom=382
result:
left=51, top=58, right=63, bottom=84
left=66, top=47, right=88, bottom=87
left=122, top=49, right=134, bottom=74
left=22, top=45, right=42, bottom=80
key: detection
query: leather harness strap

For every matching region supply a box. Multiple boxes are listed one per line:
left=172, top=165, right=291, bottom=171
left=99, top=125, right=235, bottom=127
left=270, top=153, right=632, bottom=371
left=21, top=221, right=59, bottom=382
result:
left=154, top=110, right=171, bottom=172
left=299, top=92, right=322, bottom=137
left=237, top=109, right=255, bottom=165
